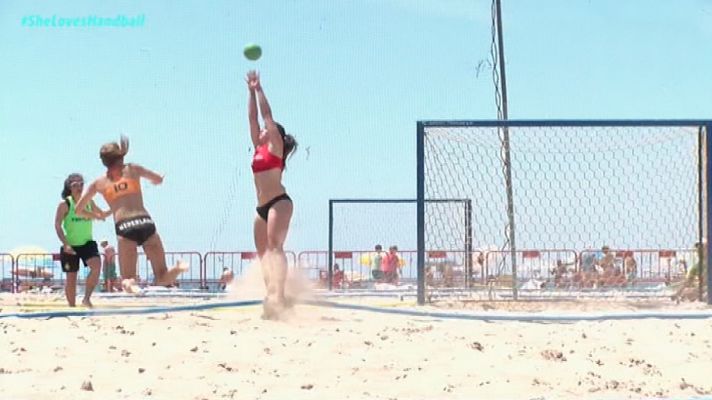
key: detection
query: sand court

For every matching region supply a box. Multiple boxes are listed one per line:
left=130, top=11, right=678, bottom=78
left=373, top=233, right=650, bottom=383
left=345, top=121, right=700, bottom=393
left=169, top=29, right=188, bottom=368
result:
left=2, top=287, right=712, bottom=400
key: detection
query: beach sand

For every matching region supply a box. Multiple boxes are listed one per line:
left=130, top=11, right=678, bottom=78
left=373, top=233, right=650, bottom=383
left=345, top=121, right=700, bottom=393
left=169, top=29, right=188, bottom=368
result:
left=1, top=267, right=712, bottom=399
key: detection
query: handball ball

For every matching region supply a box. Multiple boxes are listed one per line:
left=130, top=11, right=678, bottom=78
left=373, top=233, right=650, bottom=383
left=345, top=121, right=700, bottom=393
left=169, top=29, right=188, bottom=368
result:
left=243, top=43, right=262, bottom=61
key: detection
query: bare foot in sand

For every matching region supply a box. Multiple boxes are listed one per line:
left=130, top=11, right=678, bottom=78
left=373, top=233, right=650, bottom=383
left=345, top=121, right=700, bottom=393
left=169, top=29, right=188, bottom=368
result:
left=81, top=297, right=93, bottom=308
left=156, top=260, right=189, bottom=286
left=121, top=278, right=141, bottom=294
left=283, top=296, right=296, bottom=309
left=261, top=297, right=286, bottom=320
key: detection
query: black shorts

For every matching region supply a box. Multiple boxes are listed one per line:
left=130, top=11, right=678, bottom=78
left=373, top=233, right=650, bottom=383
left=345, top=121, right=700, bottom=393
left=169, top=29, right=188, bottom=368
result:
left=256, top=193, right=292, bottom=221
left=115, top=215, right=156, bottom=246
left=60, top=241, right=100, bottom=273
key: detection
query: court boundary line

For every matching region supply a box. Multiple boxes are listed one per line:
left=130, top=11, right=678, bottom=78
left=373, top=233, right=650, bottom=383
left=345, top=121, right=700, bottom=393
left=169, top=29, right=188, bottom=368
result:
left=2, top=297, right=712, bottom=321
left=0, top=299, right=261, bottom=319
left=306, top=300, right=712, bottom=322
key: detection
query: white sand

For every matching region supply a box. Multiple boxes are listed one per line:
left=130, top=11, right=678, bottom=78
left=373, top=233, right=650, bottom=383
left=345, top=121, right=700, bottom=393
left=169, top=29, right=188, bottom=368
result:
left=1, top=266, right=711, bottom=399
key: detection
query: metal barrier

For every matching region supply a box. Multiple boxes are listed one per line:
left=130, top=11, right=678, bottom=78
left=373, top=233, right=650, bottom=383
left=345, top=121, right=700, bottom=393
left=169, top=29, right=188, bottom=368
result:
left=13, top=253, right=63, bottom=292
left=423, top=250, right=475, bottom=287
left=202, top=251, right=297, bottom=291
left=10, top=251, right=203, bottom=292
left=332, top=251, right=367, bottom=287
left=296, top=250, right=470, bottom=288
left=578, top=248, right=694, bottom=287
left=2, top=247, right=700, bottom=295
left=483, top=249, right=579, bottom=287
left=298, top=250, right=390, bottom=288
left=11, top=251, right=104, bottom=292
left=296, top=250, right=329, bottom=282
left=203, top=251, right=257, bottom=290
left=397, top=250, right=417, bottom=282
left=298, top=250, right=388, bottom=288
left=136, top=251, right=203, bottom=289
left=402, top=250, right=468, bottom=285
left=1, top=253, right=14, bottom=293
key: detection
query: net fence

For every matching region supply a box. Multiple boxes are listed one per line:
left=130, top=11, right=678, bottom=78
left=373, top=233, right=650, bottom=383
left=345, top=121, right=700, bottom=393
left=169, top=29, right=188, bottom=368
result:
left=419, top=121, right=710, bottom=301
left=327, top=199, right=471, bottom=287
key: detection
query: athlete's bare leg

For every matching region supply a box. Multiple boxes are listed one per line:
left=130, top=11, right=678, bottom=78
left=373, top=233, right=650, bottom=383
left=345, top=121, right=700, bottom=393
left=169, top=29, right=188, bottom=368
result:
left=254, top=215, right=269, bottom=288
left=260, top=200, right=293, bottom=319
left=117, top=236, right=141, bottom=293
left=82, top=256, right=101, bottom=308
left=65, top=271, right=77, bottom=307
left=142, top=233, right=189, bottom=286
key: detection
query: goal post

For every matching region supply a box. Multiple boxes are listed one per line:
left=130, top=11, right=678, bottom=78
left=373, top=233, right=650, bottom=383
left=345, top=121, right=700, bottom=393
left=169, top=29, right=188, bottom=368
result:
left=417, top=120, right=712, bottom=305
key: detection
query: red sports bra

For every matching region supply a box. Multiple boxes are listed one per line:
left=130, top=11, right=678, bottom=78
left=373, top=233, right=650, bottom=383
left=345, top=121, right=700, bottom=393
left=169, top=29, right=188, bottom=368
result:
left=251, top=144, right=284, bottom=173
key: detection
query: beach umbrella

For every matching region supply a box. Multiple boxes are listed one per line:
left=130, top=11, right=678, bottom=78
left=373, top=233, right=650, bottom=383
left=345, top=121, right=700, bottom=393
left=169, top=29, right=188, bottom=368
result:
left=359, top=253, right=371, bottom=267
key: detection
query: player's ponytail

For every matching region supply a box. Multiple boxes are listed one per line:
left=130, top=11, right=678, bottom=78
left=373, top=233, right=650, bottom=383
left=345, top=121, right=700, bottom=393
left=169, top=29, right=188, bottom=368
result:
left=276, top=122, right=297, bottom=169
left=119, top=134, right=129, bottom=156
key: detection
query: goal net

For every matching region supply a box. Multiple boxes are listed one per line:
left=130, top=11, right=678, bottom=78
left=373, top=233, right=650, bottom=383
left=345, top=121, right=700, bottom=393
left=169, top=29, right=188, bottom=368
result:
left=417, top=120, right=711, bottom=302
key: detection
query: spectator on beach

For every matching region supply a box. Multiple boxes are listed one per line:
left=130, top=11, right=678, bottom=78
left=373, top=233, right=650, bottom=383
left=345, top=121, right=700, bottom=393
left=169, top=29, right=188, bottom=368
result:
left=100, top=239, right=119, bottom=292
left=577, top=251, right=598, bottom=288
left=672, top=241, right=707, bottom=302
left=370, top=244, right=385, bottom=281
left=624, top=254, right=637, bottom=285
left=332, top=263, right=345, bottom=289
left=219, top=267, right=234, bottom=290
left=436, top=257, right=455, bottom=287
left=677, top=259, right=688, bottom=278
left=473, top=251, right=485, bottom=282
left=597, top=245, right=615, bottom=285
left=552, top=259, right=575, bottom=288
left=54, top=173, right=108, bottom=307
left=382, top=246, right=400, bottom=284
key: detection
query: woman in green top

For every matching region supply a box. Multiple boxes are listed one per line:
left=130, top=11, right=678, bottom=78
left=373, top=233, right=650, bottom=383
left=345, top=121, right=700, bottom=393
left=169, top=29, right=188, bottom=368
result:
left=53, top=173, right=110, bottom=307
left=672, top=241, right=707, bottom=302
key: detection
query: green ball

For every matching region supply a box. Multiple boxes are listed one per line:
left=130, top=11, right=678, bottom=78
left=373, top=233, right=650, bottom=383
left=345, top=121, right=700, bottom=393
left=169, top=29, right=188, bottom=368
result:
left=243, top=43, right=262, bottom=61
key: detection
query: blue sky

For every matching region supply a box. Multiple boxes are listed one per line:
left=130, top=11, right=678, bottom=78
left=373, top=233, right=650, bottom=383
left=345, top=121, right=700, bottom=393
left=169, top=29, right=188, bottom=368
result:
left=0, top=0, right=711, bottom=256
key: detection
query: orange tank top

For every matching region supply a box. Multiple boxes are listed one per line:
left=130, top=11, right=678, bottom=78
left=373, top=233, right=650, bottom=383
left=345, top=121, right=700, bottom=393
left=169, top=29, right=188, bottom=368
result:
left=101, top=176, right=142, bottom=203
